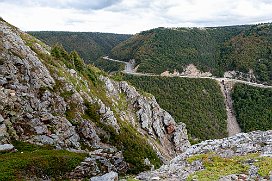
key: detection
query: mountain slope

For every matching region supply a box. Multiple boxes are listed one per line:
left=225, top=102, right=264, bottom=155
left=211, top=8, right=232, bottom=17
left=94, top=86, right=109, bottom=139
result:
left=0, top=18, right=189, bottom=179
left=123, top=74, right=228, bottom=142
left=232, top=83, right=272, bottom=132
left=29, top=31, right=132, bottom=63
left=111, top=24, right=272, bottom=84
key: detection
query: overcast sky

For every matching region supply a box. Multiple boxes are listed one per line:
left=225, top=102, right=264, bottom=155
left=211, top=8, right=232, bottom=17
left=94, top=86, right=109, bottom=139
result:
left=1, top=0, right=272, bottom=34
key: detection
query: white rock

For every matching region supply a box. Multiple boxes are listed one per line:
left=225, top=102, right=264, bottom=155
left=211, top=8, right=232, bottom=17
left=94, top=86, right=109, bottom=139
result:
left=151, top=176, right=160, bottom=180
left=0, top=114, right=4, bottom=123
left=0, top=144, right=14, bottom=152
left=90, top=171, right=118, bottom=181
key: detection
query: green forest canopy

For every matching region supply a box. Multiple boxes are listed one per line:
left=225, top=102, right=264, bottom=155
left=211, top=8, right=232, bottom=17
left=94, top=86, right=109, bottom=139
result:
left=232, top=83, right=272, bottom=132
left=111, top=24, right=272, bottom=84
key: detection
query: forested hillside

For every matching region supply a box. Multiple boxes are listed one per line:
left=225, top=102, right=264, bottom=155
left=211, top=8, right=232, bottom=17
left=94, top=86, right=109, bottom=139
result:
left=232, top=83, right=272, bottom=132
left=29, top=31, right=131, bottom=63
left=123, top=75, right=227, bottom=142
left=111, top=24, right=272, bottom=84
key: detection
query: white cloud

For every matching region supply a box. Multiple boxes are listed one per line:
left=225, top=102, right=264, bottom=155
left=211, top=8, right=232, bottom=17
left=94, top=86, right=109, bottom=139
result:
left=1, top=0, right=272, bottom=34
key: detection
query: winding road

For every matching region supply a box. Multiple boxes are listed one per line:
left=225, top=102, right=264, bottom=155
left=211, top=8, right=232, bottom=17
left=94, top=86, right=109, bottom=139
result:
left=102, top=56, right=272, bottom=136
left=103, top=56, right=135, bottom=73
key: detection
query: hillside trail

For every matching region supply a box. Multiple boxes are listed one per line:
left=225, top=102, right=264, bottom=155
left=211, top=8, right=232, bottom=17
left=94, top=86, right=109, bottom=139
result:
left=103, top=56, right=272, bottom=136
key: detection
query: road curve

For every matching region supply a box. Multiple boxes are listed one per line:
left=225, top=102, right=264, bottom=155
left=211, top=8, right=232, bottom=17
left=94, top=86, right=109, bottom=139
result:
left=103, top=56, right=272, bottom=88
left=103, top=56, right=272, bottom=136
left=103, top=56, right=135, bottom=73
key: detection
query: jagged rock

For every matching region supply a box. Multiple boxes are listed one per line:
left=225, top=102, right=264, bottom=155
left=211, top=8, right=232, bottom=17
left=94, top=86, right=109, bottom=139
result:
left=98, top=100, right=120, bottom=133
left=0, top=19, right=191, bottom=179
left=70, top=148, right=127, bottom=179
left=0, top=144, right=14, bottom=152
left=78, top=121, right=100, bottom=145
left=90, top=171, right=118, bottom=181
left=173, top=123, right=190, bottom=153
left=100, top=77, right=190, bottom=161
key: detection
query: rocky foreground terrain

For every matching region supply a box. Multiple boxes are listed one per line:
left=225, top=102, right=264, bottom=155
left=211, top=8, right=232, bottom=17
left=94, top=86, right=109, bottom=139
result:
left=137, top=130, right=272, bottom=180
left=0, top=18, right=190, bottom=180
left=0, top=19, right=272, bottom=180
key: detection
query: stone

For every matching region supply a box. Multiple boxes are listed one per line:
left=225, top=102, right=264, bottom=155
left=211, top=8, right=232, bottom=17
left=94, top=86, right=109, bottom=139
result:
left=70, top=148, right=127, bottom=179
left=69, top=69, right=77, bottom=75
left=138, top=130, right=272, bottom=181
left=0, top=144, right=14, bottom=152
left=144, top=158, right=151, bottom=166
left=249, top=165, right=259, bottom=179
left=151, top=177, right=160, bottom=180
left=90, top=171, right=118, bottom=181
left=219, top=174, right=238, bottom=181
left=0, top=114, right=4, bottom=123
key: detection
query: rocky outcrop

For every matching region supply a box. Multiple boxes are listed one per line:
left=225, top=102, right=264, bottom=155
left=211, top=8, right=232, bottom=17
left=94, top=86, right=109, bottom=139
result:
left=0, top=19, right=124, bottom=151
left=100, top=76, right=190, bottom=162
left=224, top=70, right=256, bottom=82
left=70, top=148, right=127, bottom=179
left=137, top=130, right=272, bottom=180
left=0, top=22, right=88, bottom=150
left=160, top=64, right=212, bottom=77
left=0, top=19, right=190, bottom=180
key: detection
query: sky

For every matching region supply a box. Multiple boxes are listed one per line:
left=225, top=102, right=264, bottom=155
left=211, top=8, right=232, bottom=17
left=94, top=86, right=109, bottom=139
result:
left=1, top=0, right=272, bottom=34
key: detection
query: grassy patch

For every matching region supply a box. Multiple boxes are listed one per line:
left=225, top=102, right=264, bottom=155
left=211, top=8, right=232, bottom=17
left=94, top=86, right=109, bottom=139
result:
left=0, top=141, right=87, bottom=180
left=187, top=153, right=272, bottom=180
left=255, top=156, right=272, bottom=177
left=187, top=153, right=252, bottom=180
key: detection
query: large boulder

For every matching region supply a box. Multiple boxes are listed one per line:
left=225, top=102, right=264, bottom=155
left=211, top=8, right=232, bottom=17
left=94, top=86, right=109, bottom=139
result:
left=0, top=144, right=15, bottom=152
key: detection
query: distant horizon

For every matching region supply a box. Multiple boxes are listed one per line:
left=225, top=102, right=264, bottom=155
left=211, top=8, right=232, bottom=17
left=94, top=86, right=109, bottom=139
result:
left=1, top=0, right=272, bottom=34
left=22, top=21, right=271, bottom=35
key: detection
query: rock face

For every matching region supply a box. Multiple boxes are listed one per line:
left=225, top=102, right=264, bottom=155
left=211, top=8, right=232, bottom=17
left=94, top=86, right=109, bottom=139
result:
left=137, top=130, right=272, bottom=180
left=0, top=19, right=190, bottom=179
left=0, top=20, right=83, bottom=150
left=70, top=148, right=127, bottom=179
left=224, top=70, right=256, bottom=82
left=100, top=76, right=190, bottom=162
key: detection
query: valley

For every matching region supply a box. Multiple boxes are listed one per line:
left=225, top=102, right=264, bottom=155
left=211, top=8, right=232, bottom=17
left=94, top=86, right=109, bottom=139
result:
left=0, top=17, right=272, bottom=181
left=103, top=55, right=271, bottom=138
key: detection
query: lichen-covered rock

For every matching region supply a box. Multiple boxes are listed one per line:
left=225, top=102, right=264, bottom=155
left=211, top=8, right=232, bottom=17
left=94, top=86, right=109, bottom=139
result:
left=137, top=130, right=272, bottom=180
left=70, top=148, right=127, bottom=179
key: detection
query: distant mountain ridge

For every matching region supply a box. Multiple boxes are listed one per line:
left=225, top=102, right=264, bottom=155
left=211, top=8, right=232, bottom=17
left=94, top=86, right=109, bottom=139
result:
left=110, top=23, right=272, bottom=84
left=29, top=31, right=132, bottom=63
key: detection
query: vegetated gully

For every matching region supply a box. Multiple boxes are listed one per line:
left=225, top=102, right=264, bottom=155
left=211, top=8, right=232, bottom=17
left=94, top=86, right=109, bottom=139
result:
left=103, top=56, right=272, bottom=137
